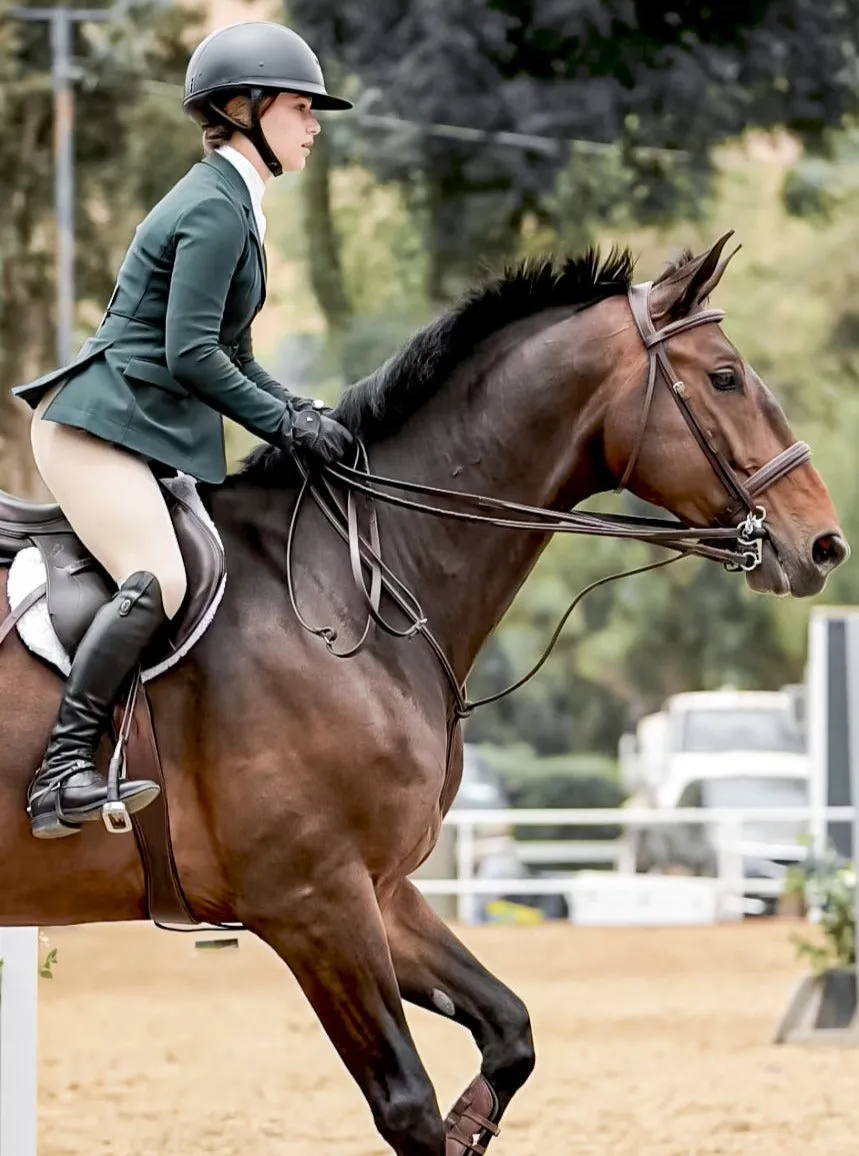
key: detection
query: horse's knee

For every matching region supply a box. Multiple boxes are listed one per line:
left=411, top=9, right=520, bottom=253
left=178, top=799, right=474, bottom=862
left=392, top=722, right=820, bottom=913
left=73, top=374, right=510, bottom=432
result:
left=374, top=1084, right=444, bottom=1155
left=485, top=991, right=535, bottom=1089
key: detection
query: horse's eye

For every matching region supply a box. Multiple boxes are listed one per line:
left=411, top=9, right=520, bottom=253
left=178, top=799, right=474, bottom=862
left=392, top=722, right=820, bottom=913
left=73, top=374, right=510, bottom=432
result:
left=709, top=369, right=739, bottom=392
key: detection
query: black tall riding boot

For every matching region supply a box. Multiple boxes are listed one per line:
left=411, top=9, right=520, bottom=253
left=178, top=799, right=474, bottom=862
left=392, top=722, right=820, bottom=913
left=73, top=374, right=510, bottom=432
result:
left=27, top=571, right=166, bottom=840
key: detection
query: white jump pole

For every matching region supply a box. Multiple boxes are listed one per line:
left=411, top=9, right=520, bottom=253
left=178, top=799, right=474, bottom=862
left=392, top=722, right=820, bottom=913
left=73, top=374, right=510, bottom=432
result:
left=0, top=928, right=38, bottom=1156
left=807, top=609, right=829, bottom=860
left=843, top=617, right=859, bottom=1008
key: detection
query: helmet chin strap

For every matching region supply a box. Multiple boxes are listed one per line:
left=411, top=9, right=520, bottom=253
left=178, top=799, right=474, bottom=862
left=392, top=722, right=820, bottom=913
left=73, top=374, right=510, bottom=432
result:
left=208, top=87, right=283, bottom=177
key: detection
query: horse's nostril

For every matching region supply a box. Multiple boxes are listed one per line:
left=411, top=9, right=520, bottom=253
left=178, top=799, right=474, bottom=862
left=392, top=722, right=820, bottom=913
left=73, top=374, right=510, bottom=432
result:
left=812, top=532, right=849, bottom=569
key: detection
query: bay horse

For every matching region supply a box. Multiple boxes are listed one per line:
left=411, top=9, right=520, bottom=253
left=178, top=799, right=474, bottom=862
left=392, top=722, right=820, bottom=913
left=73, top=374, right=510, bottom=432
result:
left=0, top=234, right=848, bottom=1154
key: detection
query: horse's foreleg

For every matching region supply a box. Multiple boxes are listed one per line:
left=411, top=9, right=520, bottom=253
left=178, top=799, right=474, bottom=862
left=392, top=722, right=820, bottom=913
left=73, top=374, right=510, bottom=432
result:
left=382, top=880, right=535, bottom=1155
left=245, top=870, right=445, bottom=1156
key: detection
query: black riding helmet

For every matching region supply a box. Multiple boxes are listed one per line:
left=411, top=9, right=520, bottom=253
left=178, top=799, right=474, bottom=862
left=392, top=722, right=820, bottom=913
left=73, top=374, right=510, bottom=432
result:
left=183, top=22, right=352, bottom=177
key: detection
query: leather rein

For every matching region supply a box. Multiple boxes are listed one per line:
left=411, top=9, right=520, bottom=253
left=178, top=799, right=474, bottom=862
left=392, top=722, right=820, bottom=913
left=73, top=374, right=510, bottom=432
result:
left=286, top=281, right=811, bottom=718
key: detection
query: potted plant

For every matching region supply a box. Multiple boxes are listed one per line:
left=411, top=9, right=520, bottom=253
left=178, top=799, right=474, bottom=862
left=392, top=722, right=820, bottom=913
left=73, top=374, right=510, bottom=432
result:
left=782, top=847, right=856, bottom=1030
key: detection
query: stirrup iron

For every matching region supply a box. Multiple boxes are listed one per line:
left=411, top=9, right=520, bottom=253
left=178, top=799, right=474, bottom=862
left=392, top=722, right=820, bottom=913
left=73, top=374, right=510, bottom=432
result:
left=102, top=670, right=140, bottom=836
left=102, top=799, right=133, bottom=834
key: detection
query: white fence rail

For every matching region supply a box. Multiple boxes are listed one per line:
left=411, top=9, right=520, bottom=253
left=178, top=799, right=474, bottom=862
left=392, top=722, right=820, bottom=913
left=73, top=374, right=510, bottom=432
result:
left=516, top=839, right=624, bottom=867
left=0, top=928, right=38, bottom=1156
left=413, top=806, right=856, bottom=924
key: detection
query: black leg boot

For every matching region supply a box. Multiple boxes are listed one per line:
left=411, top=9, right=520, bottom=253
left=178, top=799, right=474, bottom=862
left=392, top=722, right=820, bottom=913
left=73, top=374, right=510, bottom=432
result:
left=27, top=571, right=167, bottom=840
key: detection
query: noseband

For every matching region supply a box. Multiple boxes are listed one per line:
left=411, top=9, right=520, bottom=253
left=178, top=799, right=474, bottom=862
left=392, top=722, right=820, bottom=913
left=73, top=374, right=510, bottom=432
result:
left=621, top=281, right=811, bottom=570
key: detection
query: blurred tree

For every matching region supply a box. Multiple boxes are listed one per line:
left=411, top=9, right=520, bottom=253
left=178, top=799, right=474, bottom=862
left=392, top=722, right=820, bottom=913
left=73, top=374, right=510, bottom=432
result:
left=290, top=0, right=859, bottom=303
left=0, top=0, right=201, bottom=495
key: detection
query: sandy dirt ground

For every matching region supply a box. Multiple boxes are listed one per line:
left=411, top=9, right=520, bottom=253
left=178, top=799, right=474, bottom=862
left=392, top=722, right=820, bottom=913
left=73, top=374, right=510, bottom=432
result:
left=35, top=918, right=855, bottom=1156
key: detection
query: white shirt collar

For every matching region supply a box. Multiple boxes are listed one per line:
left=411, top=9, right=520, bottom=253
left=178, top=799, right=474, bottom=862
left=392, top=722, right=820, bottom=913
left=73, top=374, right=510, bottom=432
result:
left=216, top=144, right=267, bottom=242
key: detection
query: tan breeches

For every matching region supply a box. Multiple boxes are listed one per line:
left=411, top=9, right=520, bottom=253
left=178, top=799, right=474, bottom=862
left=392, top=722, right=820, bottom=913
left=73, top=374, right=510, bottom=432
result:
left=29, top=389, right=188, bottom=619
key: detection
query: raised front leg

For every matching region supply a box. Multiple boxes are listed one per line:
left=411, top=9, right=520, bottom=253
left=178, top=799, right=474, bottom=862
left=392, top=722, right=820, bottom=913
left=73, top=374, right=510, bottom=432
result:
left=382, top=880, right=536, bottom=1155
left=245, top=869, right=445, bottom=1156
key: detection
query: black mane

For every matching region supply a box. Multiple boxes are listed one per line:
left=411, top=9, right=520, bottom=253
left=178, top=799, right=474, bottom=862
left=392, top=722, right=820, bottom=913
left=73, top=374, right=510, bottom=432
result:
left=237, top=246, right=636, bottom=484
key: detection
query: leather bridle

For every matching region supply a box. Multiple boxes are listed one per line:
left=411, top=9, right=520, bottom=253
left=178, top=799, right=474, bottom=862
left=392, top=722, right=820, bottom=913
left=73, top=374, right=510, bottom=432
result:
left=621, top=281, right=810, bottom=570
left=287, top=282, right=814, bottom=715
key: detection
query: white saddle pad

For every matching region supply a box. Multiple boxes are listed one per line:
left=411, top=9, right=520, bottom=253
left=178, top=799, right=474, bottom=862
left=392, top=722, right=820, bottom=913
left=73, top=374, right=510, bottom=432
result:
left=6, top=473, right=226, bottom=682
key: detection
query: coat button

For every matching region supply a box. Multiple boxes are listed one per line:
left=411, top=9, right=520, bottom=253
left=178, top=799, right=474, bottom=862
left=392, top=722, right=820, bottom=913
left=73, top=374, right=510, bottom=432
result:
left=119, top=597, right=132, bottom=616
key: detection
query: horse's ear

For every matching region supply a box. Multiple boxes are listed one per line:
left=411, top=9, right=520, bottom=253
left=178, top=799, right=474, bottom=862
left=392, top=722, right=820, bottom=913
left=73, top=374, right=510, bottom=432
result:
left=650, top=232, right=740, bottom=322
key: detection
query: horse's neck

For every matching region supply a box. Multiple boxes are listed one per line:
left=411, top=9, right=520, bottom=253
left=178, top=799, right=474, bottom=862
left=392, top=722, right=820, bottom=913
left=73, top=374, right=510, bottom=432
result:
left=373, top=308, right=615, bottom=681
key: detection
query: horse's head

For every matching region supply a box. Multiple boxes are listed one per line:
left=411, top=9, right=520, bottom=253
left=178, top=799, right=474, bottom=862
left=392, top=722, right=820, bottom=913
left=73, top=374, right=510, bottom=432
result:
left=602, top=233, right=849, bottom=596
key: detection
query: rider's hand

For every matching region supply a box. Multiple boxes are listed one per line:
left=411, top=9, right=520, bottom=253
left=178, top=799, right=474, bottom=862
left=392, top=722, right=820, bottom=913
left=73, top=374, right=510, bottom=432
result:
left=291, top=395, right=333, bottom=416
left=281, top=406, right=354, bottom=465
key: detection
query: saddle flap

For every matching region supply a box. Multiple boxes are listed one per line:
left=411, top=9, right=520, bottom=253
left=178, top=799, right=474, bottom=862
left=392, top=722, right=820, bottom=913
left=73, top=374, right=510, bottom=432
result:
left=33, top=534, right=114, bottom=656
left=157, top=490, right=226, bottom=660
left=3, top=476, right=226, bottom=681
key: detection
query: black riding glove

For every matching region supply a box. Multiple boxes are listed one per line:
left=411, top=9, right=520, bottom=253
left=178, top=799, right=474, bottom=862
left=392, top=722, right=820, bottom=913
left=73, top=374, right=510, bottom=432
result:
left=280, top=404, right=354, bottom=465
left=290, top=395, right=335, bottom=417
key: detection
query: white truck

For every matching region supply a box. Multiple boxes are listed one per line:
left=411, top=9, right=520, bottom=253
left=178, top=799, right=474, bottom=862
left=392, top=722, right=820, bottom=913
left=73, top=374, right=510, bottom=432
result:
left=618, top=688, right=810, bottom=896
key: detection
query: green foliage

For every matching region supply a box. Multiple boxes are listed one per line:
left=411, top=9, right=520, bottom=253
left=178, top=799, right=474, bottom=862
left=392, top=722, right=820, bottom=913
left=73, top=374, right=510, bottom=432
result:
left=0, top=0, right=202, bottom=493
left=0, top=934, right=57, bottom=980
left=475, top=742, right=618, bottom=784
left=290, top=0, right=859, bottom=297
left=264, top=163, right=431, bottom=385
left=782, top=127, right=859, bottom=222
left=785, top=848, right=856, bottom=974
left=39, top=946, right=58, bottom=980
left=505, top=774, right=626, bottom=841
left=475, top=742, right=625, bottom=839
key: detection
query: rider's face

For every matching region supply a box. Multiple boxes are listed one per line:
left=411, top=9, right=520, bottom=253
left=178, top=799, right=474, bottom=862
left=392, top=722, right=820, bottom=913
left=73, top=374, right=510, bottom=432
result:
left=260, top=92, right=321, bottom=173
